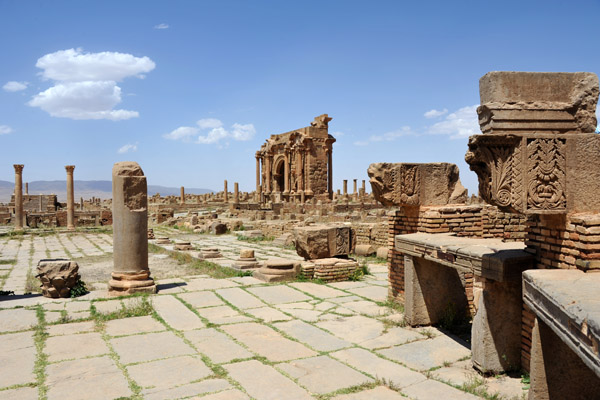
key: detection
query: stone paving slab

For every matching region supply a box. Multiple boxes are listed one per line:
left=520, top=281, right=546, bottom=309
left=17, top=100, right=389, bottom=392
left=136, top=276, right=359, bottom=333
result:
left=225, top=360, right=313, bottom=400
left=222, top=322, right=316, bottom=362
left=331, top=348, right=427, bottom=388
left=128, top=355, right=212, bottom=391
left=278, top=355, right=373, bottom=395
left=178, top=290, right=224, bottom=308
left=378, top=335, right=471, bottom=371
left=275, top=302, right=323, bottom=322
left=202, top=389, right=250, bottom=400
left=47, top=320, right=96, bottom=336
left=247, top=285, right=312, bottom=304
left=46, top=356, right=132, bottom=400
left=105, top=315, right=165, bottom=336
left=317, top=315, right=384, bottom=344
left=196, top=305, right=253, bottom=325
left=331, top=386, right=405, bottom=399
left=244, top=306, right=293, bottom=322
left=92, top=299, right=123, bottom=314
left=327, top=281, right=370, bottom=290
left=347, top=285, right=388, bottom=302
left=289, top=282, right=349, bottom=298
left=184, top=328, right=253, bottom=364
left=216, top=287, right=265, bottom=309
left=0, top=331, right=35, bottom=388
left=111, top=331, right=194, bottom=364
left=153, top=295, right=204, bottom=330
left=46, top=332, right=109, bottom=362
left=0, top=386, right=38, bottom=400
left=143, top=378, right=232, bottom=400
left=343, top=300, right=390, bottom=317
left=401, top=378, right=481, bottom=399
left=360, top=326, right=425, bottom=349
left=274, top=319, right=352, bottom=352
left=0, top=308, right=38, bottom=332
left=184, top=278, right=239, bottom=291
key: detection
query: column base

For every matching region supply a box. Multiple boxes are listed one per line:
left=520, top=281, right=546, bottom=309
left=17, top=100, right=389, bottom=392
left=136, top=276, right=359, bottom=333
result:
left=67, top=225, right=75, bottom=232
left=108, top=271, right=156, bottom=296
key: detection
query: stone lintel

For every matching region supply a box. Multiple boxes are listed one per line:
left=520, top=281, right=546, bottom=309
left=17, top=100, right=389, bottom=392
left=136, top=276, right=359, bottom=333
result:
left=523, top=269, right=600, bottom=378
left=395, top=233, right=532, bottom=282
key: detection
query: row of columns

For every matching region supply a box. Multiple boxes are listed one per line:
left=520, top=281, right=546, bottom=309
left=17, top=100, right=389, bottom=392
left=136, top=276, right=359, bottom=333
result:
left=342, top=179, right=367, bottom=196
left=12, top=164, right=76, bottom=231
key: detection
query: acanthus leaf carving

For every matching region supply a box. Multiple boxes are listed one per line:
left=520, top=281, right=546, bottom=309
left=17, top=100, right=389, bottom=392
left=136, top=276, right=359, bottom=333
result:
left=526, top=138, right=566, bottom=211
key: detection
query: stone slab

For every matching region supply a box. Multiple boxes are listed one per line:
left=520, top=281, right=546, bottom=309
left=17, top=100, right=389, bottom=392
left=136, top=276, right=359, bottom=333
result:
left=279, top=355, right=373, bottom=394
left=244, top=306, right=293, bottom=323
left=196, top=305, right=253, bottom=325
left=105, top=315, right=165, bottom=336
left=184, top=278, right=239, bottom=291
left=46, top=356, right=132, bottom=400
left=378, top=335, right=471, bottom=371
left=331, top=348, right=426, bottom=388
left=216, top=287, right=265, bottom=309
left=222, top=322, right=316, bottom=362
left=184, top=328, right=253, bottom=364
left=0, top=331, right=35, bottom=388
left=153, top=295, right=204, bottom=331
left=0, top=387, right=38, bottom=400
left=127, top=355, right=212, bottom=390
left=0, top=308, right=38, bottom=332
left=143, top=379, right=232, bottom=400
left=288, top=282, right=348, bottom=298
left=247, top=285, right=311, bottom=304
left=317, top=315, right=384, bottom=344
left=343, top=300, right=390, bottom=317
left=92, top=299, right=123, bottom=314
left=401, top=378, right=481, bottom=400
left=331, top=386, right=405, bottom=400
left=111, top=331, right=194, bottom=364
left=347, top=285, right=388, bottom=302
left=360, top=326, right=424, bottom=349
left=46, top=332, right=109, bottom=362
left=224, top=360, right=312, bottom=400
left=274, top=319, right=351, bottom=352
left=202, top=389, right=250, bottom=400
left=178, top=290, right=224, bottom=308
left=47, top=321, right=96, bottom=336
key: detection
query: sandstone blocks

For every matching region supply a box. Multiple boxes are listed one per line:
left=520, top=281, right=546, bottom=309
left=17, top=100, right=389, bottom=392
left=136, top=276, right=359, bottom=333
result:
left=37, top=259, right=80, bottom=298
left=293, top=225, right=354, bottom=260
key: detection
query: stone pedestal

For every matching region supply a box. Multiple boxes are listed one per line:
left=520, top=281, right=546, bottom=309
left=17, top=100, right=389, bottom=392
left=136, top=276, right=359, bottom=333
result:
left=109, top=162, right=156, bottom=296
left=253, top=259, right=300, bottom=282
left=174, top=241, right=194, bottom=250
left=202, top=248, right=222, bottom=258
left=65, top=165, right=75, bottom=231
left=233, top=249, right=260, bottom=269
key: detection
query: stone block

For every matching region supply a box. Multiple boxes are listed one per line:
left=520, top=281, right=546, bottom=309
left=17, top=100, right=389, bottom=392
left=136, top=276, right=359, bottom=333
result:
left=355, top=244, right=375, bottom=256
left=36, top=259, right=80, bottom=298
left=293, top=224, right=354, bottom=259
left=253, top=259, right=300, bottom=282
left=367, top=163, right=467, bottom=207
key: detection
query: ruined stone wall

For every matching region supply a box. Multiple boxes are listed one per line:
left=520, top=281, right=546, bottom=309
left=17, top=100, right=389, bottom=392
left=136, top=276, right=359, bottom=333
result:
left=353, top=223, right=387, bottom=248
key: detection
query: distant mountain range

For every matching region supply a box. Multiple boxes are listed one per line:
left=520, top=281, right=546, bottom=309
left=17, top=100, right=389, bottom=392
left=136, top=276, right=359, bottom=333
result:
left=0, top=180, right=213, bottom=203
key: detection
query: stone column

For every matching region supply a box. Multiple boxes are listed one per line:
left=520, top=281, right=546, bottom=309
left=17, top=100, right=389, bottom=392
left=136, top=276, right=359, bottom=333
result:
left=255, top=152, right=262, bottom=201
left=180, top=186, right=185, bottom=205
left=327, top=147, right=333, bottom=199
left=343, top=180, right=348, bottom=196
left=80, top=197, right=84, bottom=211
left=13, top=165, right=24, bottom=230
left=362, top=180, right=366, bottom=195
left=224, top=180, right=228, bottom=202
left=65, top=165, right=75, bottom=231
left=234, top=182, right=239, bottom=204
left=25, top=182, right=28, bottom=195
left=266, top=155, right=272, bottom=194
left=305, top=148, right=313, bottom=196
left=284, top=149, right=290, bottom=195
left=39, top=196, right=43, bottom=212
left=109, top=162, right=156, bottom=296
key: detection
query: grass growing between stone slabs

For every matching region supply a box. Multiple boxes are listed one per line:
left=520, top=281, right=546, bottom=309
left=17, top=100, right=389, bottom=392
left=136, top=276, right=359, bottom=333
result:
left=34, top=305, right=49, bottom=399
left=25, top=269, right=41, bottom=294
left=91, top=296, right=154, bottom=322
left=236, top=235, right=275, bottom=243
left=148, top=243, right=249, bottom=279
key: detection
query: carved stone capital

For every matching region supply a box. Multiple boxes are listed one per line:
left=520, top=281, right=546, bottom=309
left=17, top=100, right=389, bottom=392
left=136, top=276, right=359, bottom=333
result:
left=65, top=165, right=75, bottom=174
left=13, top=164, right=24, bottom=174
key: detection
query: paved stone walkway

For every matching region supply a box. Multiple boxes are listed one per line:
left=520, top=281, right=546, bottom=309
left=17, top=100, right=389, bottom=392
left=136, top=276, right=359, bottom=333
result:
left=0, top=231, right=528, bottom=399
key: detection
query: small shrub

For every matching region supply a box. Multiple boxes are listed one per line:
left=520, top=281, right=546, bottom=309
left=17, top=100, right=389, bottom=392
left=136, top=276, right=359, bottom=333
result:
left=70, top=279, right=88, bottom=298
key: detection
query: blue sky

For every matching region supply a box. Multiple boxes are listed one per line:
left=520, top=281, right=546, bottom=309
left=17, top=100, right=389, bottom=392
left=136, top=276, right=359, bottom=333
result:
left=1, top=0, right=599, bottom=194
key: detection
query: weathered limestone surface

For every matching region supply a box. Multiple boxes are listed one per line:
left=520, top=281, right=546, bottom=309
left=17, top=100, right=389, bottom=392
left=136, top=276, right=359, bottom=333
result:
left=253, top=259, right=300, bottom=282
left=293, top=225, right=354, bottom=260
left=109, top=162, right=156, bottom=296
left=36, top=259, right=80, bottom=298
left=367, top=163, right=467, bottom=207
left=466, top=71, right=600, bottom=214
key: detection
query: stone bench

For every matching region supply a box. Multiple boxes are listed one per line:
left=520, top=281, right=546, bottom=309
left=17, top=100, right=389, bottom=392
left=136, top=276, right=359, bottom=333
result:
left=396, top=232, right=534, bottom=373
left=523, top=269, right=600, bottom=398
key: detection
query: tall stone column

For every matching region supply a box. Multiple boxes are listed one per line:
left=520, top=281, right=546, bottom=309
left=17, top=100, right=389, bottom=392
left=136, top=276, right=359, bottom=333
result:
left=25, top=182, right=28, bottom=195
left=327, top=147, right=333, bottom=199
left=180, top=186, right=185, bottom=205
left=109, top=162, right=156, bottom=296
left=39, top=196, right=43, bottom=212
left=224, top=180, right=228, bottom=202
left=353, top=179, right=357, bottom=194
left=343, top=180, right=348, bottom=196
left=265, top=156, right=272, bottom=194
left=80, top=197, right=84, bottom=211
left=362, top=180, right=366, bottom=195
left=65, top=165, right=75, bottom=231
left=284, top=149, right=290, bottom=195
left=13, top=165, right=23, bottom=231
left=234, top=182, right=239, bottom=204
left=305, top=149, right=313, bottom=196
left=255, top=152, right=262, bottom=201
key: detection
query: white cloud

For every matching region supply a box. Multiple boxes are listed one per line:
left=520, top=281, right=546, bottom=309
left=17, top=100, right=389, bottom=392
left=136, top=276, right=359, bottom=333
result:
left=28, top=48, right=155, bottom=120
left=424, top=108, right=448, bottom=118
left=164, top=118, right=256, bottom=145
left=3, top=81, right=28, bottom=92
left=118, top=143, right=138, bottom=154
left=427, top=105, right=479, bottom=138
left=353, top=126, right=415, bottom=146
left=0, top=125, right=13, bottom=135
left=154, top=23, right=169, bottom=29
left=331, top=131, right=344, bottom=137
